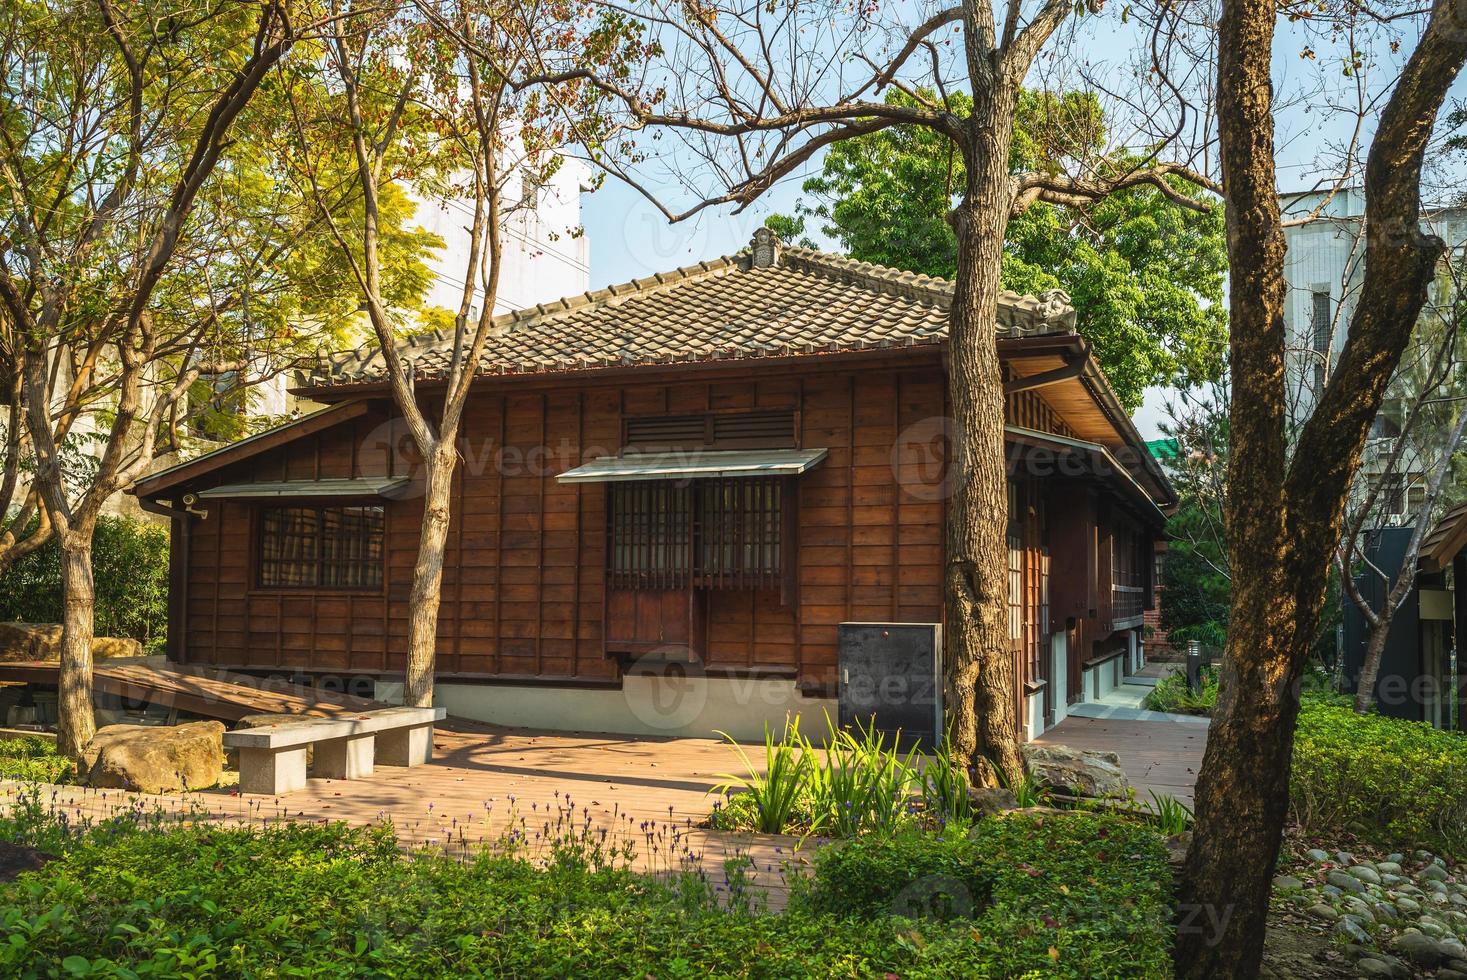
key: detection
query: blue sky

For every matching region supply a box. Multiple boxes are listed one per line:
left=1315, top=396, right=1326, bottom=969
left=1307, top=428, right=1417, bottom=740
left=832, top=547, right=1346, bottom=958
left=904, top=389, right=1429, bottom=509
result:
left=575, top=10, right=1463, bottom=438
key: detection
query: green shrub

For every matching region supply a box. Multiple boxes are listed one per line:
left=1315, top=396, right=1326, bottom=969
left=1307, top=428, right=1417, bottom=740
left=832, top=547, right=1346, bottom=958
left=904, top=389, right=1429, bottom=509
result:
left=0, top=736, right=71, bottom=783
left=0, top=807, right=1172, bottom=979
left=1140, top=666, right=1218, bottom=715
left=1290, top=697, right=1467, bottom=857
left=0, top=515, right=168, bottom=652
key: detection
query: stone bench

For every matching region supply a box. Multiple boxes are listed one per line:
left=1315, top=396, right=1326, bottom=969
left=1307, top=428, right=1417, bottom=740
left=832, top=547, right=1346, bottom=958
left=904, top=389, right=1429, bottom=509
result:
left=223, top=707, right=446, bottom=795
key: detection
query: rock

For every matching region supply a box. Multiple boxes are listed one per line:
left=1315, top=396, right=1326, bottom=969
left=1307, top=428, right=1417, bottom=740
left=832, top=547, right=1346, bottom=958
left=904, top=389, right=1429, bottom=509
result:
left=1324, top=884, right=1345, bottom=898
left=1416, top=850, right=1438, bottom=864
left=0, top=842, right=51, bottom=882
left=1437, top=970, right=1467, bottom=980
left=1354, top=958, right=1396, bottom=978
left=967, top=786, right=1018, bottom=816
left=1388, top=853, right=1405, bottom=864
left=1337, top=851, right=1357, bottom=865
left=1337, top=916, right=1372, bottom=944
left=1450, top=959, right=1467, bottom=972
left=1423, top=864, right=1452, bottom=882
left=1164, top=831, right=1192, bottom=870
left=1350, top=865, right=1384, bottom=885
left=0, top=622, right=141, bottom=662
left=1396, top=897, right=1421, bottom=913
left=1274, top=875, right=1305, bottom=894
left=1377, top=861, right=1404, bottom=875
left=1309, top=904, right=1341, bottom=922
left=1343, top=897, right=1376, bottom=924
left=80, top=722, right=224, bottom=795
left=1307, top=848, right=1331, bottom=862
left=1396, top=931, right=1455, bottom=967
left=1330, top=870, right=1368, bottom=894
left=1381, top=873, right=1407, bottom=887
left=1020, top=743, right=1129, bottom=798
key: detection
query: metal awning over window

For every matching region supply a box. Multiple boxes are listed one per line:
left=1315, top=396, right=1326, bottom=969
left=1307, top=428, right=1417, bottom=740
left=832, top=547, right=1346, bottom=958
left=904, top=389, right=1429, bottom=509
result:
left=556, top=448, right=827, bottom=484
left=197, top=477, right=410, bottom=500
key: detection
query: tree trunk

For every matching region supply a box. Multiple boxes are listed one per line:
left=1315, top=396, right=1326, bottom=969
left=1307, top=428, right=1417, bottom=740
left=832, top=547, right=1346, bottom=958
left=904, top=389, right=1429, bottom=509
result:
left=1178, top=0, right=1467, bottom=971
left=1354, top=621, right=1392, bottom=713
left=56, top=529, right=97, bottom=759
left=403, top=442, right=457, bottom=708
left=944, top=93, right=1024, bottom=787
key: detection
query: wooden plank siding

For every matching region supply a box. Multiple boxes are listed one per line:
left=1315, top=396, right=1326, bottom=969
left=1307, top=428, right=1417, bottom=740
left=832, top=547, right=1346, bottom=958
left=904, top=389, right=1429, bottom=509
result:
left=170, top=359, right=1158, bottom=704
left=177, top=365, right=948, bottom=693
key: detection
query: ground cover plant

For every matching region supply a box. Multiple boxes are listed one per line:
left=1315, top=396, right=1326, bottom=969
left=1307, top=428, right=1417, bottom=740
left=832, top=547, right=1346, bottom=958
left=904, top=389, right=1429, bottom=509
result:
left=0, top=788, right=1173, bottom=979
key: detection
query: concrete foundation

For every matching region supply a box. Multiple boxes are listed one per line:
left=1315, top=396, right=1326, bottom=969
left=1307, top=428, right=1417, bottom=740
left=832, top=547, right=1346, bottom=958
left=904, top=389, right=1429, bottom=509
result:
left=374, top=675, right=839, bottom=742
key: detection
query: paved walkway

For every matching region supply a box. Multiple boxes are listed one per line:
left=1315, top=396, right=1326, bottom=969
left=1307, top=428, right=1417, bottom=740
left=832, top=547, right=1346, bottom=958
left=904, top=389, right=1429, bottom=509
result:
left=1036, top=714, right=1207, bottom=805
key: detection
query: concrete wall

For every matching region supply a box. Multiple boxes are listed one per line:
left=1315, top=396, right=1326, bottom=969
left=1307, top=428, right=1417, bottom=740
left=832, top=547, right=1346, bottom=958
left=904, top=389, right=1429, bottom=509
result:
left=375, top=676, right=838, bottom=743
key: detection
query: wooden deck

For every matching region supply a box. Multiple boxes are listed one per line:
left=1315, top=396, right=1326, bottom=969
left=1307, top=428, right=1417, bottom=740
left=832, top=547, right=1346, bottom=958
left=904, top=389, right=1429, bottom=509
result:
left=1037, top=715, right=1207, bottom=805
left=0, top=659, right=383, bottom=721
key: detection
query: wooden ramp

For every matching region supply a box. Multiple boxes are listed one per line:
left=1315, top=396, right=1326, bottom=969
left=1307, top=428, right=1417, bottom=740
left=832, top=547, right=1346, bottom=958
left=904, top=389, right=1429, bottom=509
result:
left=0, top=660, right=384, bottom=721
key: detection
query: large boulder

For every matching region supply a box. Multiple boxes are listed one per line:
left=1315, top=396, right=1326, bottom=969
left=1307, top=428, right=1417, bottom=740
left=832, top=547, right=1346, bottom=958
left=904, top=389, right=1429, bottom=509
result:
left=80, top=722, right=225, bottom=794
left=1022, top=743, right=1130, bottom=798
left=0, top=623, right=141, bottom=663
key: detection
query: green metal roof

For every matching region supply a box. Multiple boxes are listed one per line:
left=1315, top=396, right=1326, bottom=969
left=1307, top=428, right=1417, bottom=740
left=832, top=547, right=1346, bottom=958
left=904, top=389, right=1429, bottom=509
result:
left=196, top=477, right=410, bottom=500
left=557, top=449, right=828, bottom=484
left=1145, top=438, right=1181, bottom=462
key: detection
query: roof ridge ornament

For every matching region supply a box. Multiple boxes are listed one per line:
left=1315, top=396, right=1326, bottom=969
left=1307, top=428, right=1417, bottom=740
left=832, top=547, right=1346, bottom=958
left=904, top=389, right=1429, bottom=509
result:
left=751, top=227, right=781, bottom=269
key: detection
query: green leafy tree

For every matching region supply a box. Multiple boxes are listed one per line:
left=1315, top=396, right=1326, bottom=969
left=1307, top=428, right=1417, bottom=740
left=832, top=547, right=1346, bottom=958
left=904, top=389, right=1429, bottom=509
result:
left=772, top=91, right=1227, bottom=409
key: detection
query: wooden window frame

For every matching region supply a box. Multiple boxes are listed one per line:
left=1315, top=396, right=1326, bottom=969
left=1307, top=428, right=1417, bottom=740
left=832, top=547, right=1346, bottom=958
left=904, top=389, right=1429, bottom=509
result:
left=251, top=502, right=387, bottom=594
left=606, top=476, right=786, bottom=591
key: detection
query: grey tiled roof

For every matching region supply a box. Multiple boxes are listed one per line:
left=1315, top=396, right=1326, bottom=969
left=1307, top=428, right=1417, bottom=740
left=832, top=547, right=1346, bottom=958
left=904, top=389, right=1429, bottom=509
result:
left=316, top=236, right=1078, bottom=384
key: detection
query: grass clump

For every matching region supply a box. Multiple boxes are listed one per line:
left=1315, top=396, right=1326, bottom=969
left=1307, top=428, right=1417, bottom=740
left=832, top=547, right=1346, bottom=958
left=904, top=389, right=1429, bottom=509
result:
left=0, top=735, right=71, bottom=784
left=1140, top=666, right=1218, bottom=715
left=711, top=715, right=979, bottom=837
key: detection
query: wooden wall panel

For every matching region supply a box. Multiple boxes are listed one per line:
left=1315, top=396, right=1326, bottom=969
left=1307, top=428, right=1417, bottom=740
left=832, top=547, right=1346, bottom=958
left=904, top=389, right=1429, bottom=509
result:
left=171, top=359, right=1089, bottom=694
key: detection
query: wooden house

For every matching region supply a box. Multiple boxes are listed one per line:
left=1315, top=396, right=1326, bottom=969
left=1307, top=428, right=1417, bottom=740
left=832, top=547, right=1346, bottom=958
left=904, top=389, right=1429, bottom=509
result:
left=132, top=230, right=1174, bottom=741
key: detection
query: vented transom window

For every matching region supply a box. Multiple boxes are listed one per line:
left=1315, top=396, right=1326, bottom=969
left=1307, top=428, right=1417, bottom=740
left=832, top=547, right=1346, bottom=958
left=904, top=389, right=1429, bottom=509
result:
left=608, top=477, right=783, bottom=589
left=623, top=410, right=796, bottom=451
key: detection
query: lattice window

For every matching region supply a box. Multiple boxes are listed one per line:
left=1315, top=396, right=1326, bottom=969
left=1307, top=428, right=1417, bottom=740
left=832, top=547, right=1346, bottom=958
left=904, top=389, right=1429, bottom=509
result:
left=608, top=477, right=782, bottom=590
left=698, top=478, right=782, bottom=589
left=608, top=482, right=693, bottom=589
left=1007, top=481, right=1024, bottom=643
left=258, top=505, right=384, bottom=590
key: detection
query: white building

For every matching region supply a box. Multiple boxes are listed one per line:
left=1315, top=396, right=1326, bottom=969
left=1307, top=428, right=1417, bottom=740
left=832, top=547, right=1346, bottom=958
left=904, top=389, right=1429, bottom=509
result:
left=254, top=158, right=592, bottom=418
left=1281, top=187, right=1467, bottom=522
